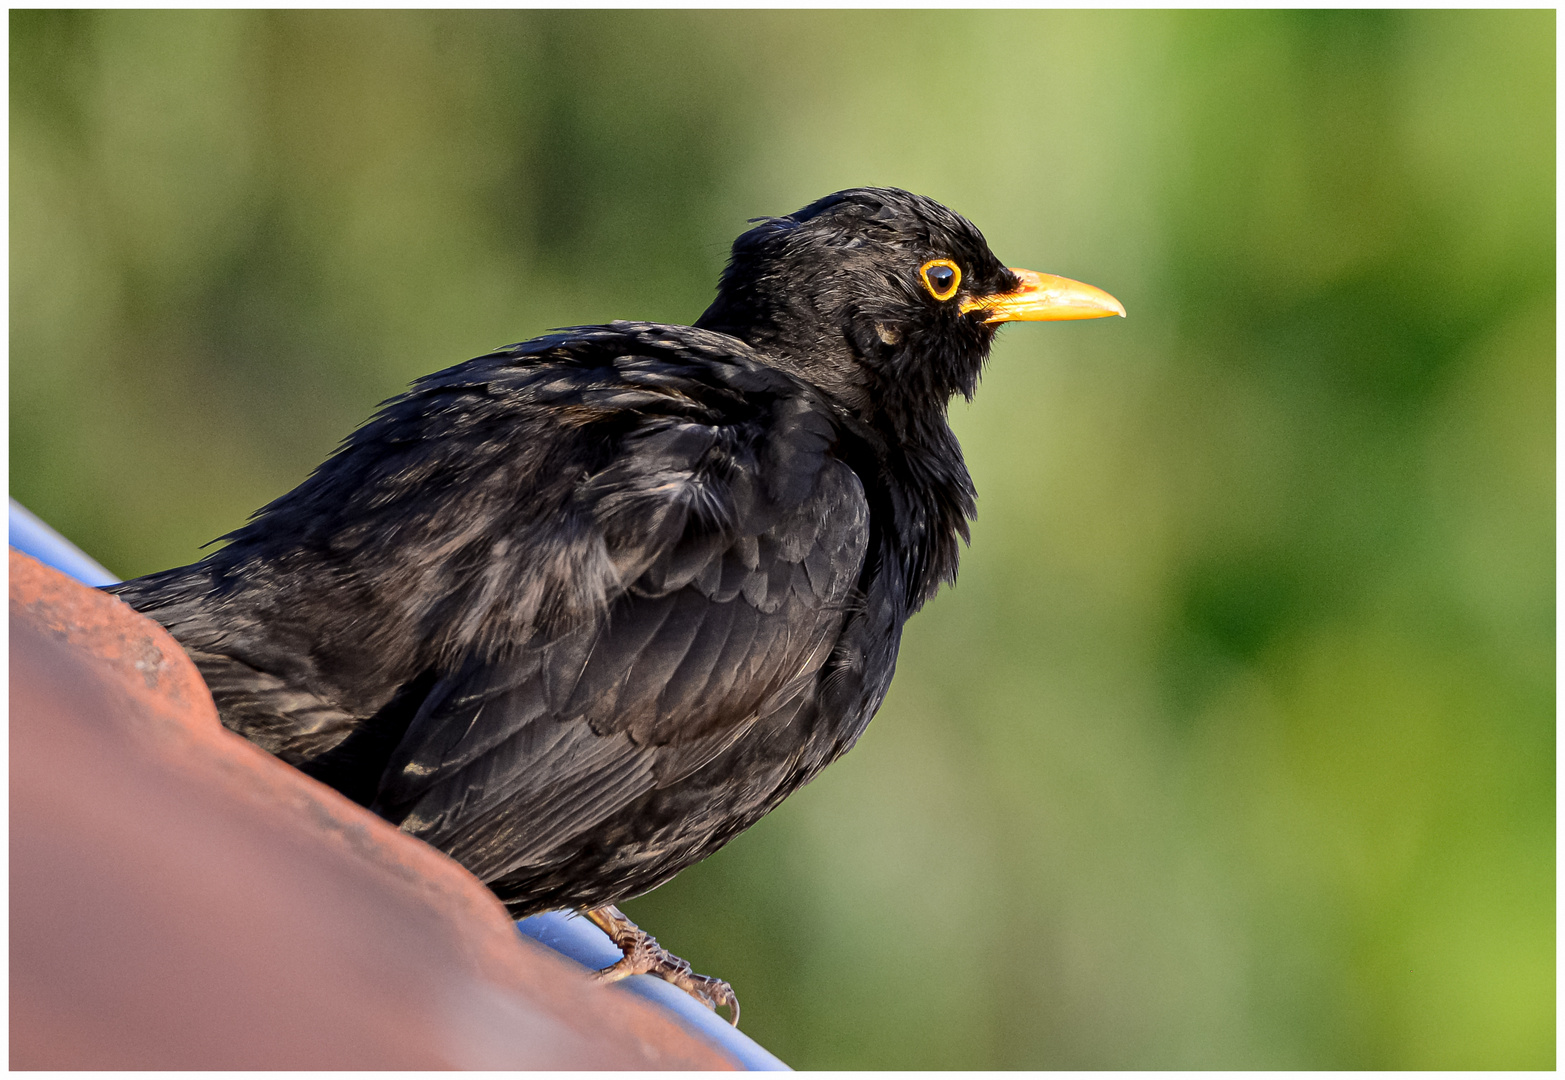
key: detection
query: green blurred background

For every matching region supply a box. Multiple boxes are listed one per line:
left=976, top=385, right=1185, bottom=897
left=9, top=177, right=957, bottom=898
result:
left=11, top=10, right=1554, bottom=1069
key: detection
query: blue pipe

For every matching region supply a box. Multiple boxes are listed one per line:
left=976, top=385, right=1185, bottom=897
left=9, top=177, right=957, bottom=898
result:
left=517, top=910, right=787, bottom=1070
left=8, top=498, right=789, bottom=1071
left=8, top=500, right=117, bottom=586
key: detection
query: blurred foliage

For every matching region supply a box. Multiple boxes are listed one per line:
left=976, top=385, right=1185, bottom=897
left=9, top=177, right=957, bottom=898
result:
left=10, top=10, right=1553, bottom=1069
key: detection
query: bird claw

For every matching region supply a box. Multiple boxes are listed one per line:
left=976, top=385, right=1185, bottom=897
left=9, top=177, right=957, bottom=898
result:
left=586, top=904, right=740, bottom=1026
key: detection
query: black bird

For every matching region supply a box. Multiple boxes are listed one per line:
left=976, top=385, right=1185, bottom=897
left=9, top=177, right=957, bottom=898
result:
left=108, top=188, right=1123, bottom=1023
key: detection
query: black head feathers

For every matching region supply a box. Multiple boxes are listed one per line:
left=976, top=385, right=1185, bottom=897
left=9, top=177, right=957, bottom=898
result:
left=696, top=187, right=1019, bottom=423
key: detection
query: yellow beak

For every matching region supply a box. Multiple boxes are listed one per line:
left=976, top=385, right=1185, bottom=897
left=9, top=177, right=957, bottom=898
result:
left=959, top=268, right=1126, bottom=323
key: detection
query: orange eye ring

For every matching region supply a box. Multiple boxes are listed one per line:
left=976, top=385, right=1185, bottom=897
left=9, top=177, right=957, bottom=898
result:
left=919, top=258, right=961, bottom=302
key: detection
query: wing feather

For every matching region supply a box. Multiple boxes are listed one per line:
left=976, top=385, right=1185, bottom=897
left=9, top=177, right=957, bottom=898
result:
left=357, top=334, right=871, bottom=886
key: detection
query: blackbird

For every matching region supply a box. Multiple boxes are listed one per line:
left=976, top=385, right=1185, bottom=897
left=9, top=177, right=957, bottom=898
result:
left=108, top=187, right=1123, bottom=1023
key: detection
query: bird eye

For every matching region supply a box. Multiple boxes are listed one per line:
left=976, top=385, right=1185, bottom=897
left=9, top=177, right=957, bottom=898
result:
left=919, top=259, right=961, bottom=302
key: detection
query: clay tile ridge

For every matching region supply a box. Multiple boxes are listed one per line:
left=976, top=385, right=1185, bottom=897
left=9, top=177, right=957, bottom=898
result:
left=10, top=548, right=737, bottom=1071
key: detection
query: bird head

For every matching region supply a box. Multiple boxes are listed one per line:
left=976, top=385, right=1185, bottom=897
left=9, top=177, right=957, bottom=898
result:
left=696, top=187, right=1123, bottom=428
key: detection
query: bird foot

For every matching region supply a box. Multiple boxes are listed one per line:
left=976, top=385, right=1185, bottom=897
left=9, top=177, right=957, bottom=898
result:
left=585, top=904, right=739, bottom=1026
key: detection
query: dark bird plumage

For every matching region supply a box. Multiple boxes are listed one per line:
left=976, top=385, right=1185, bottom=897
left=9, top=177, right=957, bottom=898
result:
left=108, top=187, right=1122, bottom=1019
